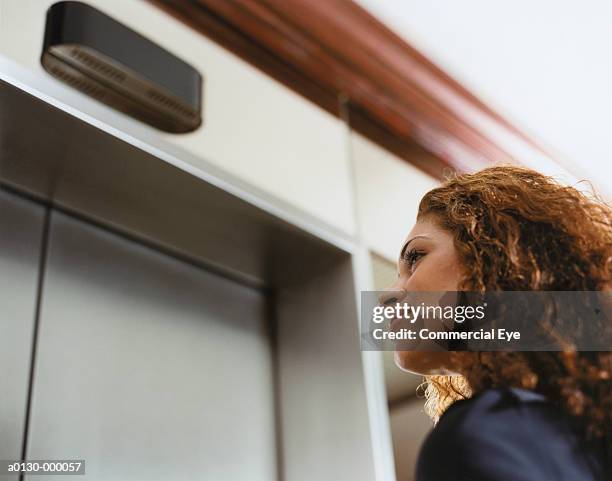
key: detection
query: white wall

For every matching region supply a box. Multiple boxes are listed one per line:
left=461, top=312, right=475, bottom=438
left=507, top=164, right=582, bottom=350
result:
left=352, top=133, right=439, bottom=261
left=357, top=0, right=612, bottom=199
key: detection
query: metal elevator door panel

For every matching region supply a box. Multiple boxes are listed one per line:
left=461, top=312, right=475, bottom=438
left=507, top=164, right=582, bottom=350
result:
left=26, top=210, right=277, bottom=481
left=0, top=189, right=45, bottom=481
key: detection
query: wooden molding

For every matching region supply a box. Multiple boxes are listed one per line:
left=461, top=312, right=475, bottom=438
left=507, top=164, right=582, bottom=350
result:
left=149, top=0, right=555, bottom=180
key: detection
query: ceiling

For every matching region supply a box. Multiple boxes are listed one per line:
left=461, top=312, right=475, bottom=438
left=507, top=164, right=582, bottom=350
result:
left=358, top=0, right=612, bottom=199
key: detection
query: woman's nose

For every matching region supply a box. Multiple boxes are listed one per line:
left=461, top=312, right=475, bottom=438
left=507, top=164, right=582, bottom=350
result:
left=378, top=288, right=406, bottom=306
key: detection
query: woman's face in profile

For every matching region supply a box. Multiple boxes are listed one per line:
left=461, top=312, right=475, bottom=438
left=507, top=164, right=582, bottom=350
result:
left=385, top=216, right=466, bottom=375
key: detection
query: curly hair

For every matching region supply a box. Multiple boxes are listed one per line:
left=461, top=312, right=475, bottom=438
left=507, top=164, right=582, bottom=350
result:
left=415, top=165, right=611, bottom=449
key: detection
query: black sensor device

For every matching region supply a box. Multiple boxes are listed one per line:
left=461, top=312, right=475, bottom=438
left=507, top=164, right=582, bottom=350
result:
left=41, top=1, right=203, bottom=133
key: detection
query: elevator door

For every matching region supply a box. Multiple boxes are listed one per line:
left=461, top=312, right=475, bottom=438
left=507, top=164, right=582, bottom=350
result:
left=25, top=209, right=277, bottom=481
left=0, top=189, right=45, bottom=481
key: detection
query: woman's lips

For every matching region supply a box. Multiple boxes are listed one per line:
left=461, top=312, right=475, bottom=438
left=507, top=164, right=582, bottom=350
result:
left=390, top=314, right=423, bottom=331
left=389, top=316, right=406, bottom=331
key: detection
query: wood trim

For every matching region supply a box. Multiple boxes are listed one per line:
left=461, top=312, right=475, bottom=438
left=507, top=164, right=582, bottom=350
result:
left=148, top=0, right=555, bottom=180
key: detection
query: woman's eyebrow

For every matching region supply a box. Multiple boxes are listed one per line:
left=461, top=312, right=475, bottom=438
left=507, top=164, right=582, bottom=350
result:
left=399, top=235, right=431, bottom=259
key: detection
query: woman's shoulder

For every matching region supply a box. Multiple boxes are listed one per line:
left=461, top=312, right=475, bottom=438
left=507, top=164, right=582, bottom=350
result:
left=416, top=387, right=606, bottom=481
left=441, top=386, right=548, bottom=420
left=422, top=387, right=559, bottom=458
left=437, top=386, right=552, bottom=435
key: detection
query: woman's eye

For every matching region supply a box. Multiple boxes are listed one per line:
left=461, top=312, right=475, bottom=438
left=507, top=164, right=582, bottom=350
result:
left=403, top=249, right=425, bottom=273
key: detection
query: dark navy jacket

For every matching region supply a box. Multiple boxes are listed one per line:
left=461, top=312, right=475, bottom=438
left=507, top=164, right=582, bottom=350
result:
left=416, top=388, right=608, bottom=481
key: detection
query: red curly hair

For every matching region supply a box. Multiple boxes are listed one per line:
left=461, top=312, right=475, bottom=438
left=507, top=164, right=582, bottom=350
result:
left=415, top=166, right=611, bottom=452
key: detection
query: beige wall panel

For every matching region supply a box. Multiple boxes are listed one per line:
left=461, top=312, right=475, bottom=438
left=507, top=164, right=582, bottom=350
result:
left=389, top=401, right=432, bottom=481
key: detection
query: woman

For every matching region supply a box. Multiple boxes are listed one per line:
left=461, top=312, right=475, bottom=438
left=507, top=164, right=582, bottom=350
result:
left=381, top=166, right=610, bottom=480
